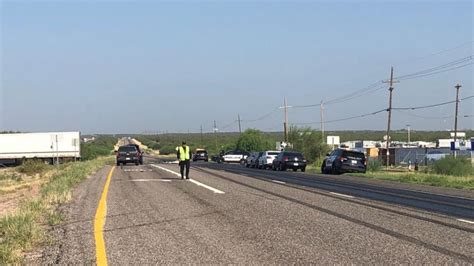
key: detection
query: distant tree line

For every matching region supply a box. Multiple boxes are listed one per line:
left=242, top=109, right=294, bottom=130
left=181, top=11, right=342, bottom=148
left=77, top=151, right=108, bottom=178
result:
left=135, top=128, right=473, bottom=164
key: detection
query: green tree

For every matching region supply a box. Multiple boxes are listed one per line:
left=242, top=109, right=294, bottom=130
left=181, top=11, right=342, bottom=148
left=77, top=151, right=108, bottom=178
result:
left=236, top=129, right=273, bottom=152
left=288, top=126, right=329, bottom=162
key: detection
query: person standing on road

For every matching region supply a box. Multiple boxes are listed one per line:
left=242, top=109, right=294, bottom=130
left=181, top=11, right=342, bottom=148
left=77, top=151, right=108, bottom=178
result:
left=177, top=141, right=192, bottom=179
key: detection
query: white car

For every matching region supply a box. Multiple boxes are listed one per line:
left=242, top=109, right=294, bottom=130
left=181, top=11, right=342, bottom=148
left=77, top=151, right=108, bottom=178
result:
left=258, top=151, right=281, bottom=169
left=222, top=151, right=250, bottom=164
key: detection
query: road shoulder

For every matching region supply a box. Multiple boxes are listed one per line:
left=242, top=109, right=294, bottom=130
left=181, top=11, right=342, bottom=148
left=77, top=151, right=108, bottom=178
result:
left=26, top=166, right=111, bottom=264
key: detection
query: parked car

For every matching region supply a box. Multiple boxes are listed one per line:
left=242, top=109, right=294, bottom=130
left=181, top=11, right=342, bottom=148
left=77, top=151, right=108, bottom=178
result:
left=258, top=150, right=281, bottom=169
left=116, top=145, right=141, bottom=166
left=245, top=152, right=259, bottom=168
left=254, top=151, right=264, bottom=168
left=193, top=149, right=209, bottom=162
left=222, top=150, right=250, bottom=164
left=272, top=151, right=307, bottom=172
left=321, top=149, right=366, bottom=175
left=126, top=144, right=143, bottom=164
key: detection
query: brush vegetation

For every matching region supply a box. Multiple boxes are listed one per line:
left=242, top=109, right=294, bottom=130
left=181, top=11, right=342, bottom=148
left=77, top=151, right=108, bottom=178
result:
left=0, top=157, right=113, bottom=263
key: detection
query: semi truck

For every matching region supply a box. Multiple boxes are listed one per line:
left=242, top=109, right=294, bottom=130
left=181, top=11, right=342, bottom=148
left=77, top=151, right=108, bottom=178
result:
left=0, top=132, right=81, bottom=165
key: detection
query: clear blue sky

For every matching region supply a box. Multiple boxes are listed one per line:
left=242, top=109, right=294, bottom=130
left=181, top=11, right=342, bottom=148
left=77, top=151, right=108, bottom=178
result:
left=1, top=1, right=472, bottom=134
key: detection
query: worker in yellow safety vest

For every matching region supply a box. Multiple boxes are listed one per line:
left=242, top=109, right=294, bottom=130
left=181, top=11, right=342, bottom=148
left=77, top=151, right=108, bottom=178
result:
left=176, top=141, right=192, bottom=179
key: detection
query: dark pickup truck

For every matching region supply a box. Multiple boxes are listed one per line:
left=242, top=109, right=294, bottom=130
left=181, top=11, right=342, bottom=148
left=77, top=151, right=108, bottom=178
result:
left=127, top=144, right=144, bottom=164
left=116, top=145, right=141, bottom=166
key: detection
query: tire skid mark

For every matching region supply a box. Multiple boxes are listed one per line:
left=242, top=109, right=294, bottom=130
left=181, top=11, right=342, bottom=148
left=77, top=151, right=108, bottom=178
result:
left=195, top=168, right=473, bottom=263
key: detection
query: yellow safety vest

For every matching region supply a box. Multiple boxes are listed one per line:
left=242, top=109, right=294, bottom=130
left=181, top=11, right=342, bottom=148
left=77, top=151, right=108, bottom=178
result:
left=179, top=146, right=190, bottom=161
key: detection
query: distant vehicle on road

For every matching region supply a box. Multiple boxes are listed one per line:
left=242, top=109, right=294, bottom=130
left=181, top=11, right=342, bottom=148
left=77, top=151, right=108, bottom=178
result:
left=126, top=144, right=143, bottom=164
left=245, top=152, right=259, bottom=168
left=272, top=151, right=307, bottom=172
left=116, top=145, right=141, bottom=166
left=222, top=151, right=250, bottom=164
left=0, top=132, right=81, bottom=165
left=193, top=149, right=209, bottom=162
left=257, top=151, right=281, bottom=169
left=321, top=149, right=366, bottom=175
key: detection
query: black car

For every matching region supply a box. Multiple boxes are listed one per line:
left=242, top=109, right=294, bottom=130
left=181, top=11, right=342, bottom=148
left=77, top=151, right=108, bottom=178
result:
left=116, top=145, right=141, bottom=166
left=272, top=151, right=307, bottom=172
left=193, top=149, right=209, bottom=162
left=127, top=144, right=143, bottom=164
left=321, top=149, right=366, bottom=175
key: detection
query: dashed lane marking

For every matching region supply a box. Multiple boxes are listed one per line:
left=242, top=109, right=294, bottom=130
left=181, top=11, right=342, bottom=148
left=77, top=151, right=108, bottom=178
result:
left=457, top=219, right=474, bottom=224
left=122, top=169, right=153, bottom=172
left=150, top=164, right=225, bottom=194
left=329, top=192, right=355, bottom=199
left=272, top=180, right=286, bottom=184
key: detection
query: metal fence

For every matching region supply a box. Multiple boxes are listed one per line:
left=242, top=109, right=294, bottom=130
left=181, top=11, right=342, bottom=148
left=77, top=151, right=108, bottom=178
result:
left=378, top=148, right=472, bottom=166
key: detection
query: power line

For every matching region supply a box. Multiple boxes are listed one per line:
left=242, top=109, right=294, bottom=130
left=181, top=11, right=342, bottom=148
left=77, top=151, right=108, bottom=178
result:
left=292, top=108, right=387, bottom=125
left=290, top=57, right=472, bottom=109
left=396, top=41, right=473, bottom=64
left=195, top=53, right=472, bottom=133
left=398, top=63, right=473, bottom=81
left=394, top=109, right=454, bottom=120
left=287, top=82, right=385, bottom=110
left=241, top=107, right=279, bottom=122
left=392, top=95, right=474, bottom=110
left=396, top=56, right=473, bottom=80
left=220, top=120, right=238, bottom=131
left=324, top=81, right=384, bottom=105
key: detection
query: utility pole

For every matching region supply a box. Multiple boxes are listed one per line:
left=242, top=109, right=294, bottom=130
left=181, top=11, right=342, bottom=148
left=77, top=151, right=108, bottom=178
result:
left=320, top=101, right=325, bottom=143
left=55, top=134, right=59, bottom=166
left=383, top=67, right=399, bottom=167
left=213, top=120, right=218, bottom=152
left=454, top=83, right=461, bottom=157
left=407, top=124, right=411, bottom=144
left=283, top=97, right=289, bottom=142
left=454, top=84, right=461, bottom=141
left=238, top=114, right=242, bottom=135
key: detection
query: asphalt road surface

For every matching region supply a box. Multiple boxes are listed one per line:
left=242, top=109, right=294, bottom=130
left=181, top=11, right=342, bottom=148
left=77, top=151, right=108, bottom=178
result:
left=35, top=156, right=474, bottom=264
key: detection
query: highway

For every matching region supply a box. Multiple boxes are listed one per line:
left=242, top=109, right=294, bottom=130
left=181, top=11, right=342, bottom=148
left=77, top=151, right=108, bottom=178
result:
left=36, top=155, right=474, bottom=264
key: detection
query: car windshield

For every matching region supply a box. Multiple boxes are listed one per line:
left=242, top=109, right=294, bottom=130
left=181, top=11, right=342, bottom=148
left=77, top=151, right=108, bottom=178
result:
left=285, top=152, right=304, bottom=158
left=118, top=146, right=136, bottom=152
left=343, top=151, right=365, bottom=159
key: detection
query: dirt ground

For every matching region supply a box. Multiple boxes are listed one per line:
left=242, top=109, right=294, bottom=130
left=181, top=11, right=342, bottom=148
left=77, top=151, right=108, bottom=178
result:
left=0, top=168, right=51, bottom=217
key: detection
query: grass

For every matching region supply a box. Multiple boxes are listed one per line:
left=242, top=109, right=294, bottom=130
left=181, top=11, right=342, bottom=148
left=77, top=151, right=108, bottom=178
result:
left=305, top=160, right=474, bottom=190
left=0, top=156, right=112, bottom=264
left=0, top=173, right=22, bottom=182
left=352, top=171, right=474, bottom=190
left=17, top=161, right=52, bottom=175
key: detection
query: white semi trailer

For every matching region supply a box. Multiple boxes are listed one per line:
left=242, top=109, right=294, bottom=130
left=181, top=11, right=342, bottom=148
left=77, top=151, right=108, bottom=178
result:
left=0, top=132, right=81, bottom=165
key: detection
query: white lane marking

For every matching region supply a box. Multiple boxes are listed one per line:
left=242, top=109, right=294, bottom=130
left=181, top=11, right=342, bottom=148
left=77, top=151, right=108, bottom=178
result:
left=130, top=179, right=172, bottom=182
left=272, top=180, right=286, bottom=184
left=188, top=179, right=225, bottom=194
left=150, top=164, right=225, bottom=194
left=457, top=219, right=474, bottom=224
left=123, top=169, right=153, bottom=172
left=329, top=192, right=355, bottom=199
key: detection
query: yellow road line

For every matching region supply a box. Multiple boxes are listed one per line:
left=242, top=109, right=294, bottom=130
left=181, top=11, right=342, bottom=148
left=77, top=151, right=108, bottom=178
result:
left=94, top=166, right=115, bottom=266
